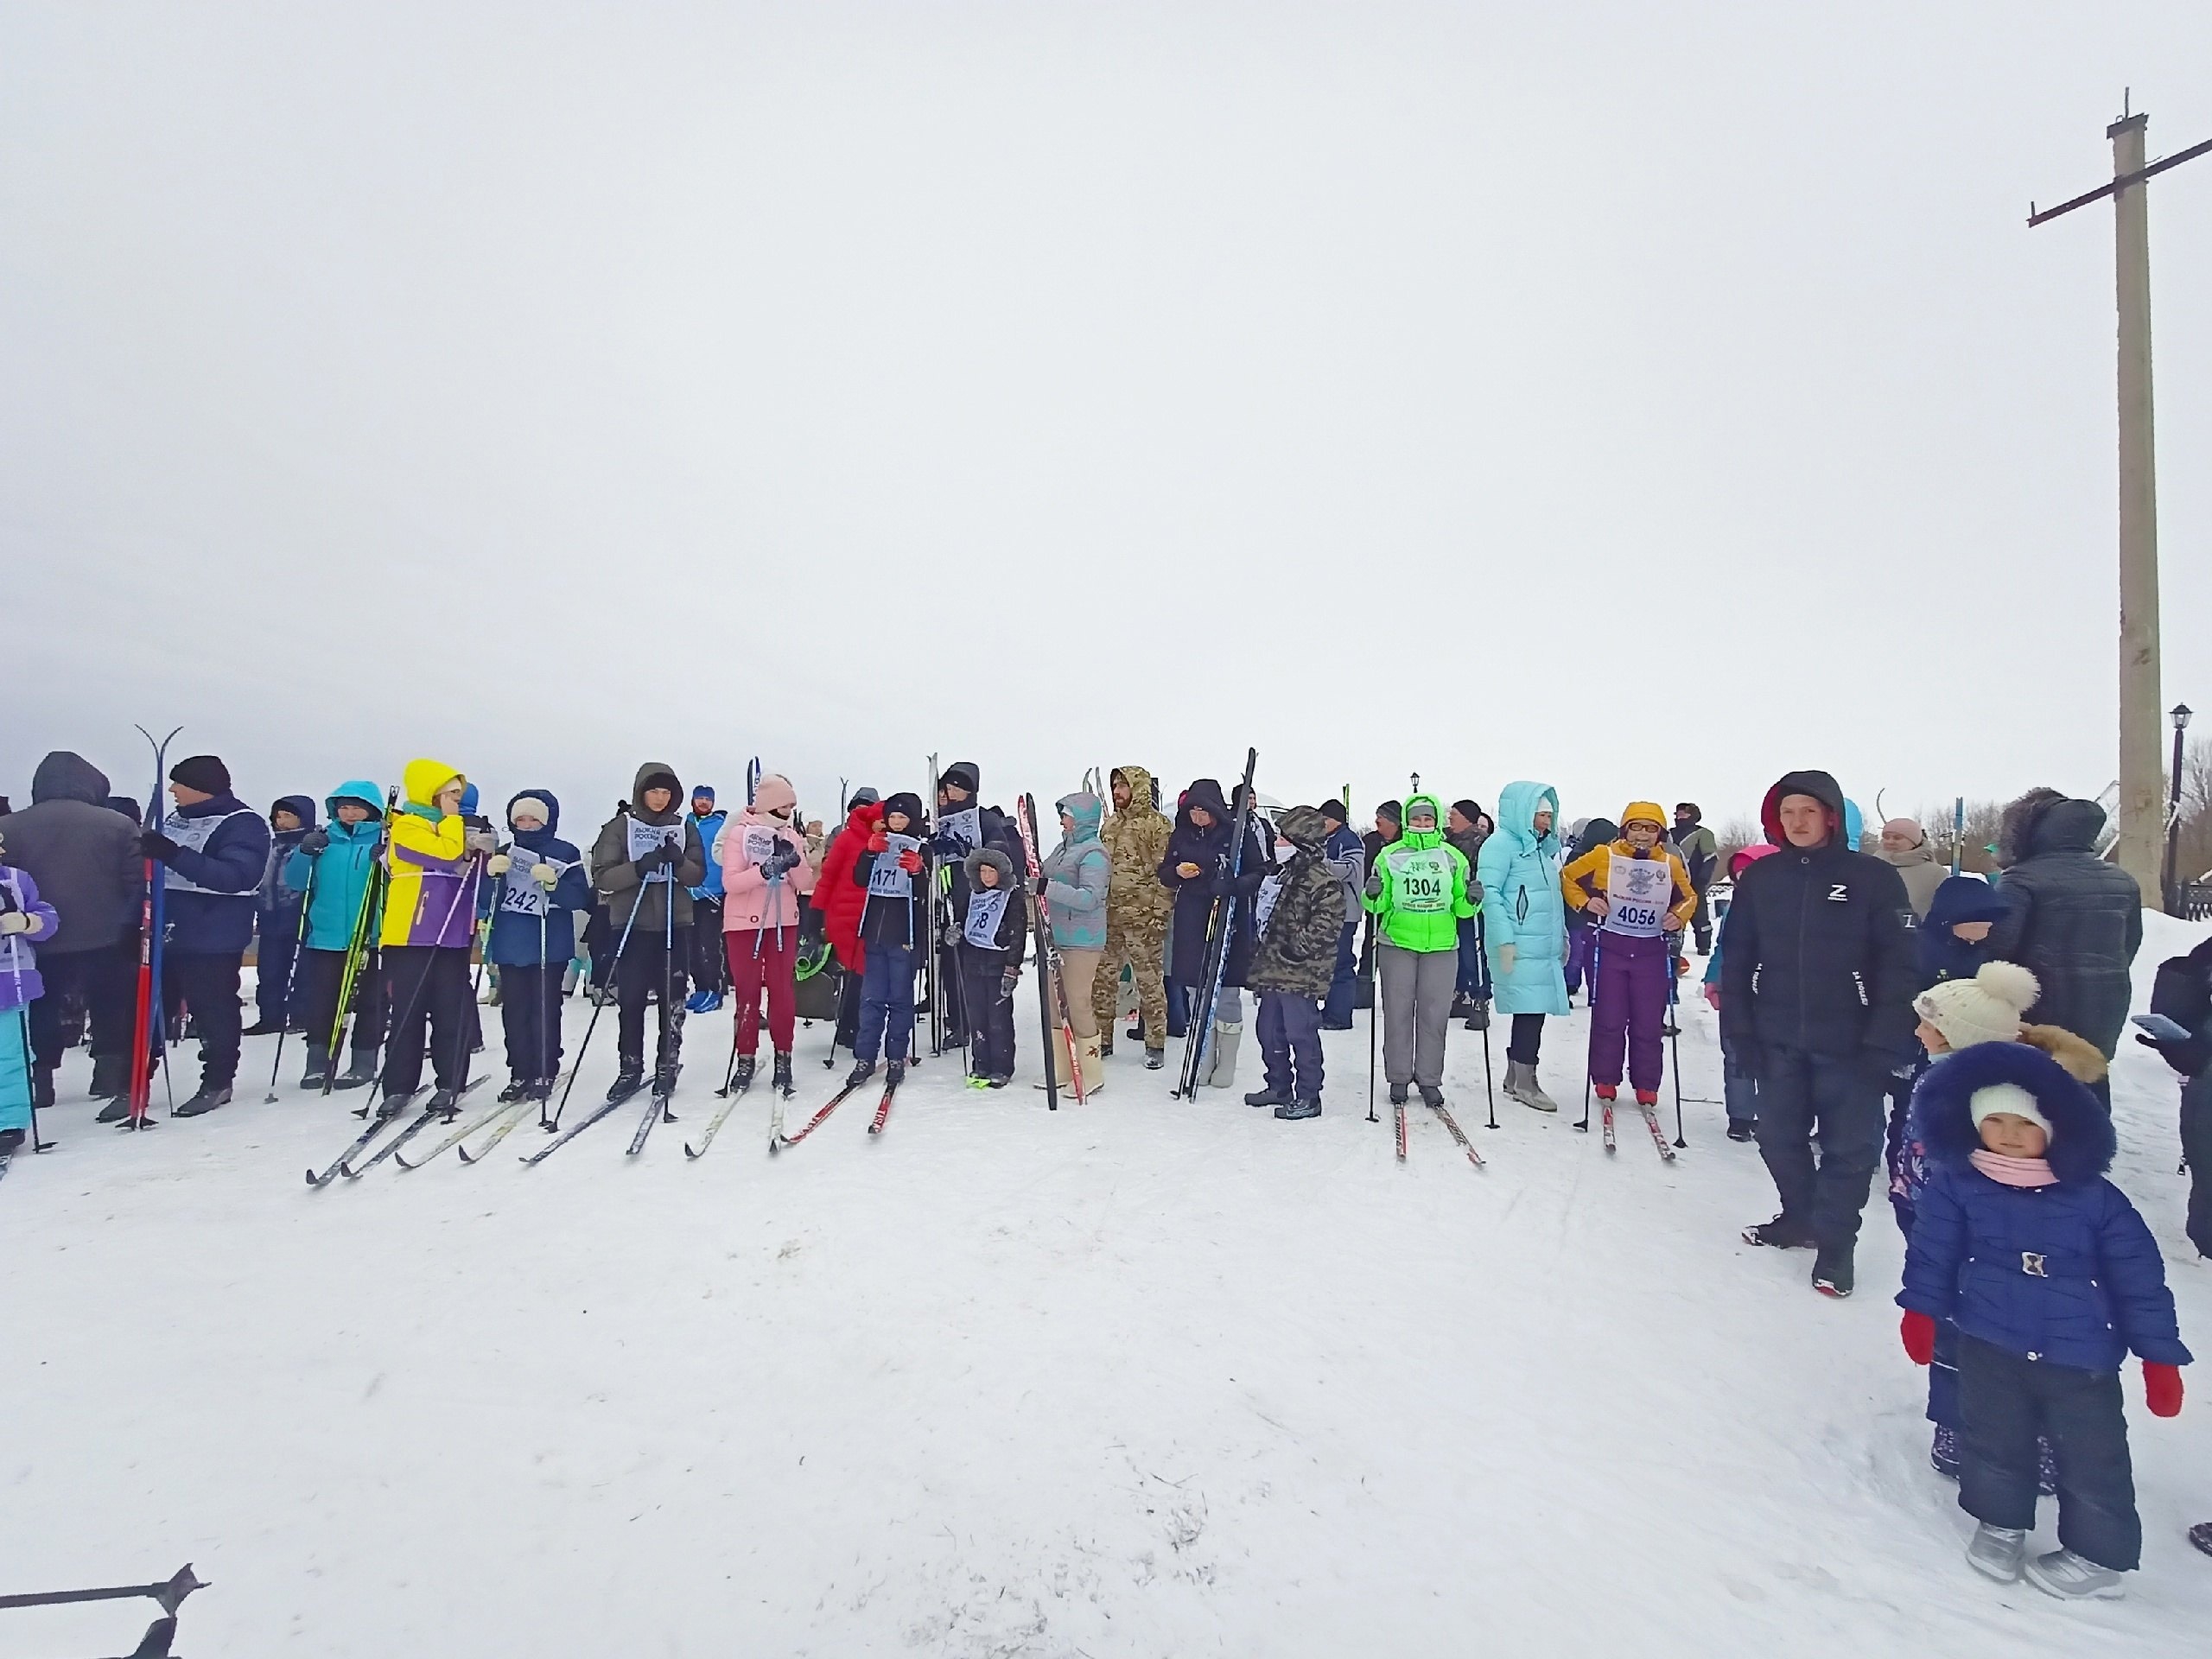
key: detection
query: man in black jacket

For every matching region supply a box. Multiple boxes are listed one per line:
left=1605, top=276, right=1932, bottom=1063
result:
left=1719, top=768, right=1916, bottom=1299
left=1986, top=788, right=2143, bottom=1092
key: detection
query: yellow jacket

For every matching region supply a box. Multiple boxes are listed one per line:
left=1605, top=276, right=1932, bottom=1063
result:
left=1561, top=824, right=1697, bottom=931
left=378, top=758, right=478, bottom=949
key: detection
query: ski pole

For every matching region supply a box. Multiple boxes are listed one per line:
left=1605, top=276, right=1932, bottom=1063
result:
left=0, top=1561, right=207, bottom=1618
left=8, top=895, right=54, bottom=1151
left=1365, top=942, right=1379, bottom=1125
left=264, top=861, right=318, bottom=1102
left=658, top=827, right=677, bottom=1122
left=548, top=882, right=646, bottom=1129
left=1666, top=931, right=1688, bottom=1148
left=1577, top=925, right=1600, bottom=1134
left=1476, top=913, right=1496, bottom=1128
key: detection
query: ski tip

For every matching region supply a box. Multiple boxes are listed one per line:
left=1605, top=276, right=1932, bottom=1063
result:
left=682, top=1144, right=702, bottom=1160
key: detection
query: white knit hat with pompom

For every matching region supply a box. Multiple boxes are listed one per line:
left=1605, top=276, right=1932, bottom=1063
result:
left=1913, top=960, right=2040, bottom=1052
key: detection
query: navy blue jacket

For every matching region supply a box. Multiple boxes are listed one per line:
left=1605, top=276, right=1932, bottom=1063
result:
left=1157, top=778, right=1268, bottom=989
left=1917, top=874, right=2008, bottom=989
left=163, top=792, right=274, bottom=955
left=258, top=794, right=320, bottom=914
left=486, top=789, right=593, bottom=966
left=1899, top=1042, right=2191, bottom=1373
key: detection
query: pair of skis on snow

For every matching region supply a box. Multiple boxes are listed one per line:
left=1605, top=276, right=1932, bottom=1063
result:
left=303, top=1077, right=491, bottom=1186
left=1394, top=1094, right=1485, bottom=1169
left=1588, top=1096, right=1679, bottom=1164
left=770, top=1067, right=901, bottom=1153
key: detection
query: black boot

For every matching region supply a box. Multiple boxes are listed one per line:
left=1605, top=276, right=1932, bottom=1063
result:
left=376, top=1091, right=413, bottom=1119
left=1243, top=1086, right=1289, bottom=1109
left=0, top=1127, right=22, bottom=1154
left=1464, top=1001, right=1490, bottom=1033
left=299, top=1046, right=333, bottom=1089
left=884, top=1059, right=906, bottom=1089
left=241, top=1018, right=284, bottom=1038
left=1742, top=1213, right=1817, bottom=1249
left=173, top=1084, right=232, bottom=1118
left=732, top=1055, right=756, bottom=1091
left=772, top=1052, right=794, bottom=1096
left=1389, top=1084, right=1409, bottom=1106
left=498, top=1078, right=530, bottom=1103
left=652, top=1059, right=681, bottom=1098
left=606, top=1064, right=645, bottom=1105
left=429, top=1088, right=461, bottom=1119
left=1419, top=1084, right=1444, bottom=1109
left=1812, top=1244, right=1856, bottom=1299
left=88, top=1053, right=129, bottom=1100
left=330, top=1052, right=378, bottom=1091
left=846, top=1060, right=876, bottom=1089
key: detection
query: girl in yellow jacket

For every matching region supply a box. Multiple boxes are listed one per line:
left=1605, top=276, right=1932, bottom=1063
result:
left=1560, top=803, right=1696, bottom=1106
left=377, top=759, right=494, bottom=1114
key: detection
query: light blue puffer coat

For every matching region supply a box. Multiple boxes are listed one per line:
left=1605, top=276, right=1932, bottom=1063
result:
left=1040, top=792, right=1110, bottom=950
left=1478, top=780, right=1568, bottom=1017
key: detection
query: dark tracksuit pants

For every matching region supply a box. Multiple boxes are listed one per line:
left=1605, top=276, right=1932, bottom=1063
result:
left=1754, top=1043, right=1884, bottom=1249
left=959, top=946, right=1016, bottom=1077
left=2184, top=1074, right=2212, bottom=1260
left=161, top=951, right=244, bottom=1090
left=1957, top=1333, right=2140, bottom=1571
left=499, top=963, right=564, bottom=1083
left=1323, top=919, right=1358, bottom=1027
left=1257, top=990, right=1324, bottom=1101
left=29, top=941, right=137, bottom=1087
left=616, top=928, right=689, bottom=1071
left=856, top=941, right=916, bottom=1065
left=255, top=903, right=306, bottom=1026
left=298, top=944, right=387, bottom=1064
left=380, top=944, right=472, bottom=1098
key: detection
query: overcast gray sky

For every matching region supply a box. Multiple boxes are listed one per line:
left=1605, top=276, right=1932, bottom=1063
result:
left=5, top=3, right=2209, bottom=833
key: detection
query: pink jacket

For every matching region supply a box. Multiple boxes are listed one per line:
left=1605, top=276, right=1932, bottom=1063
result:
left=716, top=807, right=817, bottom=935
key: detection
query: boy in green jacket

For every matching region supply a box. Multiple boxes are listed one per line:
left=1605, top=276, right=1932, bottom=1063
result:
left=1363, top=794, right=1478, bottom=1107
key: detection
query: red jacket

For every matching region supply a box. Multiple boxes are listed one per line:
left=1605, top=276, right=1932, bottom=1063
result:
left=812, top=801, right=880, bottom=972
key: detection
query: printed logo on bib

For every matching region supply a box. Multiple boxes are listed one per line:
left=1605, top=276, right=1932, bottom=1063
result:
left=963, top=886, right=1010, bottom=948
left=1387, top=846, right=1453, bottom=914
left=742, top=826, right=782, bottom=869
left=499, top=848, right=572, bottom=916
left=1601, top=855, right=1675, bottom=938
left=938, top=806, right=982, bottom=854
left=625, top=817, right=683, bottom=883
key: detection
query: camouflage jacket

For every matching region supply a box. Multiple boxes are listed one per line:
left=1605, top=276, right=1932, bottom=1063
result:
left=1247, top=807, right=1347, bottom=1001
left=1101, top=765, right=1174, bottom=923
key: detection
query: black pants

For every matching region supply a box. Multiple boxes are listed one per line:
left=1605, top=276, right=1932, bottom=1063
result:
left=616, top=929, right=689, bottom=1070
left=499, top=963, right=565, bottom=1083
left=28, top=940, right=137, bottom=1074
left=960, top=948, right=1015, bottom=1077
left=1756, top=1044, right=1883, bottom=1249
left=1956, top=1333, right=2139, bottom=1571
left=1507, top=1012, right=1546, bottom=1065
left=381, top=944, right=472, bottom=1098
left=936, top=940, right=969, bottom=1045
left=689, top=897, right=725, bottom=994
left=1688, top=889, right=1713, bottom=954
left=834, top=963, right=862, bottom=1052
left=256, top=905, right=305, bottom=1024
left=2183, top=1075, right=2212, bottom=1260
left=298, top=944, right=386, bottom=1060
left=584, top=906, right=615, bottom=992
left=161, top=950, right=244, bottom=1089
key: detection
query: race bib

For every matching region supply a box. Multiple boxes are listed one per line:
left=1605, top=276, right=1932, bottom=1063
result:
left=1387, top=845, right=1453, bottom=914
left=500, top=848, right=550, bottom=916
left=626, top=817, right=682, bottom=884
left=963, top=886, right=1010, bottom=948
left=938, top=806, right=982, bottom=853
left=742, top=825, right=782, bottom=870
left=1602, top=853, right=1675, bottom=939
left=869, top=834, right=920, bottom=899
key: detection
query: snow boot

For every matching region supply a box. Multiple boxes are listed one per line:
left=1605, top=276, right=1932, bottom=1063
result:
left=986, top=1073, right=1011, bottom=1089
left=299, top=1046, right=333, bottom=1090
left=96, top=1096, right=131, bottom=1123
left=1742, top=1213, right=1817, bottom=1249
left=1726, top=1119, right=1756, bottom=1142
left=1389, top=1083, right=1410, bottom=1106
left=732, top=1055, right=757, bottom=1092
left=1811, top=1245, right=1855, bottom=1298
left=1274, top=1097, right=1322, bottom=1121
left=1244, top=1086, right=1290, bottom=1109
left=498, top=1078, right=530, bottom=1103
left=88, top=1052, right=130, bottom=1100
left=1965, top=1524, right=2028, bottom=1583
left=1508, top=1060, right=1558, bottom=1113
left=606, top=1065, right=645, bottom=1105
left=2190, top=1521, right=2212, bottom=1559
left=1099, top=1034, right=1114, bottom=1058
left=1929, top=1426, right=1961, bottom=1480
left=0, top=1128, right=22, bottom=1156
left=1077, top=1035, right=1105, bottom=1096
left=848, top=1059, right=878, bottom=1089
left=1145, top=1046, right=1165, bottom=1070
left=1202, top=1020, right=1242, bottom=1089
left=332, top=1052, right=378, bottom=1090
left=1418, top=1084, right=1443, bottom=1109
left=1463, top=1001, right=1490, bottom=1033
left=1125, top=1021, right=1141, bottom=1043
left=772, top=1052, right=794, bottom=1096
left=173, top=1084, right=231, bottom=1118
left=2024, top=1548, right=2124, bottom=1600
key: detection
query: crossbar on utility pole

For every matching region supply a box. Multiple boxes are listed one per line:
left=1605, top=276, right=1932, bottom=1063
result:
left=2029, top=97, right=2209, bottom=902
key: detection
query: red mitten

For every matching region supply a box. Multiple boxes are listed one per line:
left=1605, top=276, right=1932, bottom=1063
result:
left=2145, top=1361, right=2185, bottom=1419
left=897, top=849, right=922, bottom=874
left=1899, top=1310, right=1936, bottom=1367
left=868, top=830, right=889, bottom=854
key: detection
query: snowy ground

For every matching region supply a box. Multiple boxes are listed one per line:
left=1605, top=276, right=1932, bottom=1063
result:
left=5, top=925, right=2211, bottom=1656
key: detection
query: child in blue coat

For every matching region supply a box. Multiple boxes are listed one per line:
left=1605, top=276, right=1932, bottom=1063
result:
left=487, top=791, right=591, bottom=1103
left=0, top=834, right=62, bottom=1154
left=285, top=780, right=388, bottom=1090
left=1898, top=1040, right=2190, bottom=1599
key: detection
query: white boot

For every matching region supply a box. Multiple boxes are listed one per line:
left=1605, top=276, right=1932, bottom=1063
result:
left=2023, top=1546, right=2125, bottom=1599
left=1966, top=1524, right=2027, bottom=1583
left=1204, top=1020, right=1243, bottom=1089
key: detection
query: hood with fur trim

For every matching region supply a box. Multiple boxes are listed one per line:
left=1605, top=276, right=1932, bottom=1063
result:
left=1999, top=789, right=2107, bottom=866
left=1910, top=1040, right=2115, bottom=1185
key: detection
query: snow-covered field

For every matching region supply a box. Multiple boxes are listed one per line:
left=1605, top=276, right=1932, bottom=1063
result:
left=5, top=922, right=2210, bottom=1656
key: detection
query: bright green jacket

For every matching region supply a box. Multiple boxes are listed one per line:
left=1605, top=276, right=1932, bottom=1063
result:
left=1362, top=793, right=1478, bottom=952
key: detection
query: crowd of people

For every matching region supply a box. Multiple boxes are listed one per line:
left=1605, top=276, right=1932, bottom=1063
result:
left=1, top=748, right=2207, bottom=1594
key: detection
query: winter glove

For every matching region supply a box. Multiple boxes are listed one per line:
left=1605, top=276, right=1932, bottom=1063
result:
left=1001, top=968, right=1020, bottom=1001
left=2145, top=1361, right=2185, bottom=1418
left=1363, top=874, right=1383, bottom=899
left=1899, top=1310, right=1936, bottom=1367
left=1032, top=875, right=1051, bottom=898
left=139, top=830, right=179, bottom=863
left=298, top=828, right=330, bottom=855
left=897, top=848, right=923, bottom=875
left=868, top=830, right=891, bottom=855
left=633, top=844, right=678, bottom=878
left=760, top=848, right=802, bottom=880
left=531, top=861, right=559, bottom=890
left=0, top=912, right=34, bottom=936
left=486, top=854, right=512, bottom=875
left=1496, top=944, right=1516, bottom=977
left=943, top=922, right=961, bottom=947
left=464, top=828, right=499, bottom=855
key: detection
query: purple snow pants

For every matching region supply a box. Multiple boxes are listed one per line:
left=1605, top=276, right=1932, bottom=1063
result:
left=1587, top=931, right=1669, bottom=1093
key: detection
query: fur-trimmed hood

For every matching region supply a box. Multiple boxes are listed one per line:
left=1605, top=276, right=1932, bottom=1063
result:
left=2019, top=1022, right=2107, bottom=1086
left=1910, top=1040, right=2115, bottom=1185
left=1999, top=787, right=2105, bottom=867
left=963, top=845, right=1017, bottom=889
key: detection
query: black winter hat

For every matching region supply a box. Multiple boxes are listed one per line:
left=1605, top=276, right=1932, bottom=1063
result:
left=170, top=754, right=231, bottom=795
left=1451, top=798, right=1481, bottom=823
left=880, top=791, right=925, bottom=830
left=940, top=761, right=981, bottom=798
left=1319, top=800, right=1347, bottom=826
left=1376, top=799, right=1402, bottom=826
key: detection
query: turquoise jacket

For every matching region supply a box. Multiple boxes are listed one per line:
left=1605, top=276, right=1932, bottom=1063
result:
left=1478, top=780, right=1569, bottom=1017
left=283, top=780, right=387, bottom=952
left=1040, top=792, right=1111, bottom=950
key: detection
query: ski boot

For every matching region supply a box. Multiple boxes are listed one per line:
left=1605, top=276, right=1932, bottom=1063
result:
left=1388, top=1083, right=1410, bottom=1106
left=731, top=1055, right=756, bottom=1092
left=0, top=1128, right=22, bottom=1155
left=1145, top=1046, right=1164, bottom=1071
left=2190, top=1522, right=2212, bottom=1559
left=1635, top=1089, right=1659, bottom=1109
left=987, top=1073, right=1012, bottom=1090
left=1419, top=1084, right=1443, bottom=1109
left=376, top=1091, right=412, bottom=1120
left=846, top=1059, right=877, bottom=1089
left=331, top=1052, right=379, bottom=1090
left=1593, top=1084, right=1618, bottom=1103
left=1274, top=1097, right=1321, bottom=1121
left=88, top=1053, right=130, bottom=1101
left=884, top=1059, right=906, bottom=1089
left=1243, top=1086, right=1289, bottom=1109
left=1726, top=1119, right=1756, bottom=1142
left=652, top=1059, right=682, bottom=1098
left=498, top=1078, right=531, bottom=1104
left=772, top=1052, right=794, bottom=1096
left=174, top=1084, right=232, bottom=1118
left=2024, top=1548, right=2124, bottom=1600
left=1741, top=1213, right=1817, bottom=1249
left=299, top=1046, right=333, bottom=1090
left=429, top=1088, right=462, bottom=1120
left=1966, top=1524, right=2028, bottom=1583
left=1811, top=1244, right=1855, bottom=1299
left=96, top=1097, right=131, bottom=1123
left=525, top=1077, right=554, bottom=1103
left=606, top=1065, right=646, bottom=1105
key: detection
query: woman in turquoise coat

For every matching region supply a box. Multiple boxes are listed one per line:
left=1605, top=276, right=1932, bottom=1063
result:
left=1479, top=779, right=1568, bottom=1112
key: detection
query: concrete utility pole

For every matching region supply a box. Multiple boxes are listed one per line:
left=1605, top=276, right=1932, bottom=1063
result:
left=2031, top=99, right=2210, bottom=899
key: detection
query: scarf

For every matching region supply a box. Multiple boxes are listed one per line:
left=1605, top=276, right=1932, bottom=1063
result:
left=1969, top=1149, right=2059, bottom=1188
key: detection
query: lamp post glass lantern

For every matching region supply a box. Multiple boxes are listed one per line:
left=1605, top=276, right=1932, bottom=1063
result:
left=2165, top=703, right=2192, bottom=915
